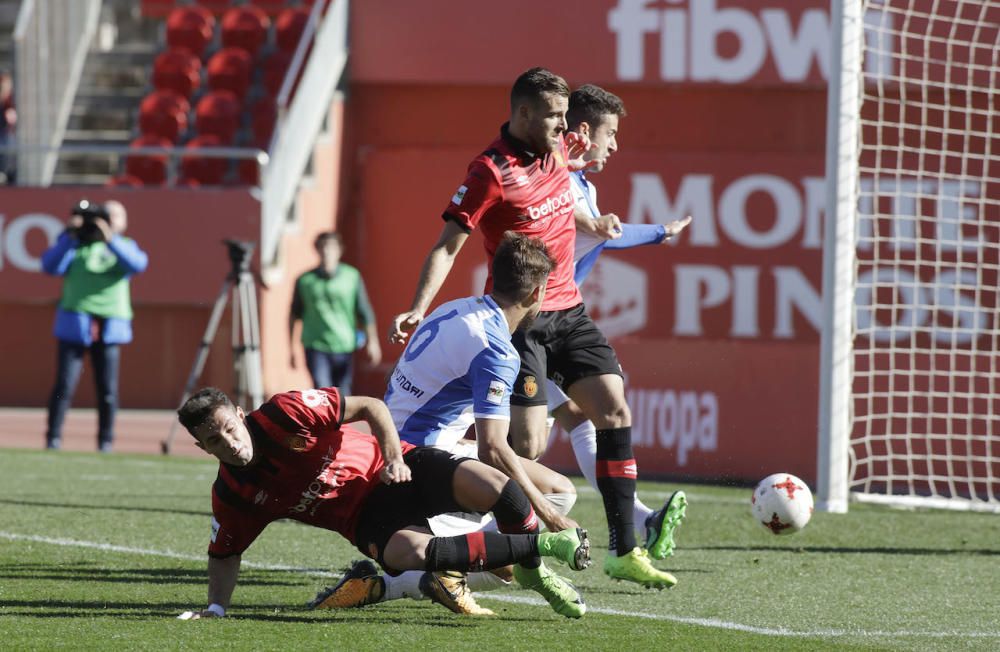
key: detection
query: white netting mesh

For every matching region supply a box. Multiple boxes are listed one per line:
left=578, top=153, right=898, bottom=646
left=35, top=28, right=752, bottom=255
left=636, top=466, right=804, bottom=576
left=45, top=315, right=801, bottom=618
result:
left=851, top=0, right=1000, bottom=508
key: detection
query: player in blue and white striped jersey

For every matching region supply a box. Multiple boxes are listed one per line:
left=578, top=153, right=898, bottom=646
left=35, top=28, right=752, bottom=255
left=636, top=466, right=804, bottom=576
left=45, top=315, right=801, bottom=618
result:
left=548, top=85, right=692, bottom=578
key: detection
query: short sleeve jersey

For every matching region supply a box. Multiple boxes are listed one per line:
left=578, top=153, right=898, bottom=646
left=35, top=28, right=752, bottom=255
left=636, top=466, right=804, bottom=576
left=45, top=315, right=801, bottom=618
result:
left=443, top=123, right=581, bottom=312
left=385, top=295, right=519, bottom=450
left=207, top=387, right=415, bottom=557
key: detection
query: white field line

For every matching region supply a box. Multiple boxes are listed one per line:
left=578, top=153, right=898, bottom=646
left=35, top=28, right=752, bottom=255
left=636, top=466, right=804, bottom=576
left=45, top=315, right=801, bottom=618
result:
left=3, top=530, right=998, bottom=640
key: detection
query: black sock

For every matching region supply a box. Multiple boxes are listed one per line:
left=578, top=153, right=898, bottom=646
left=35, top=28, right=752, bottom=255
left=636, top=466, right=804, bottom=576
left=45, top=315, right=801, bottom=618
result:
left=425, top=532, right=539, bottom=572
left=596, top=426, right=637, bottom=555
left=490, top=480, right=540, bottom=568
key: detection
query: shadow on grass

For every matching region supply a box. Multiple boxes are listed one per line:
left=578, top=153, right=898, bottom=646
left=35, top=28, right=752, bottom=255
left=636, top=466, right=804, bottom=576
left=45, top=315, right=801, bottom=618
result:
left=2, top=599, right=535, bottom=626
left=0, top=498, right=208, bottom=518
left=690, top=544, right=1000, bottom=556
left=0, top=562, right=306, bottom=586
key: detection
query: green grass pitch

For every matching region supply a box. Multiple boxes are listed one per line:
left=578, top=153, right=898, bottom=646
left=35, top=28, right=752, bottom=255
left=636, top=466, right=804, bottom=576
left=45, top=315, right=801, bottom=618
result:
left=1, top=449, right=997, bottom=650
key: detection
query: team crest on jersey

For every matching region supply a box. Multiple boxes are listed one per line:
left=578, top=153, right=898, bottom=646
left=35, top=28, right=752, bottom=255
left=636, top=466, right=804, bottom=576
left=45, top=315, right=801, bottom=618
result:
left=523, top=376, right=538, bottom=398
left=286, top=435, right=308, bottom=452
left=486, top=380, right=506, bottom=405
left=451, top=184, right=468, bottom=205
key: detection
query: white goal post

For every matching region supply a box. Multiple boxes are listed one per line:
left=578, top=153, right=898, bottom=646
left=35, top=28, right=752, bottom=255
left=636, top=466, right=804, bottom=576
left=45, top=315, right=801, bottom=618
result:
left=819, top=0, right=999, bottom=513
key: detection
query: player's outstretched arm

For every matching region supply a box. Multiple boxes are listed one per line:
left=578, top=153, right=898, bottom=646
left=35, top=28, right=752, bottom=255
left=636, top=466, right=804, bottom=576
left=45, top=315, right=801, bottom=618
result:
left=341, top=395, right=411, bottom=483
left=475, top=417, right=578, bottom=532
left=389, top=220, right=470, bottom=344
left=179, top=554, right=241, bottom=619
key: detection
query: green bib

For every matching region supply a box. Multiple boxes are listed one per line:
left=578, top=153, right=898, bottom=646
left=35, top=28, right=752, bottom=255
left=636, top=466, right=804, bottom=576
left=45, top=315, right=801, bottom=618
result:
left=298, top=265, right=362, bottom=354
left=59, top=240, right=134, bottom=319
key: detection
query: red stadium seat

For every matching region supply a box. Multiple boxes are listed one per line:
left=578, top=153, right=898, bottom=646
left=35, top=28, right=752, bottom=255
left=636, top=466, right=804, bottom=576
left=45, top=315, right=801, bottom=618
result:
left=195, top=90, right=242, bottom=143
left=249, top=95, right=278, bottom=145
left=138, top=90, right=190, bottom=142
left=261, top=50, right=291, bottom=96
left=206, top=47, right=253, bottom=99
left=166, top=6, right=216, bottom=58
left=152, top=48, right=202, bottom=98
left=220, top=6, right=270, bottom=58
left=125, top=135, right=172, bottom=186
left=181, top=134, right=229, bottom=186
left=275, top=7, right=310, bottom=53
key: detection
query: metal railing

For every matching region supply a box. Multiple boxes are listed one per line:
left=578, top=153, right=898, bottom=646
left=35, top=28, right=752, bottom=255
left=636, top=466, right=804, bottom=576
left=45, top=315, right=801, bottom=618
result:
left=261, top=0, right=349, bottom=267
left=0, top=143, right=269, bottom=186
left=14, top=0, right=102, bottom=186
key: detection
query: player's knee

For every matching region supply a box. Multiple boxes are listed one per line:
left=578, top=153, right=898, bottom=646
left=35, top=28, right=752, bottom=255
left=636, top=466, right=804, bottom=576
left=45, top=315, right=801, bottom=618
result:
left=554, top=406, right=588, bottom=432
left=595, top=399, right=631, bottom=429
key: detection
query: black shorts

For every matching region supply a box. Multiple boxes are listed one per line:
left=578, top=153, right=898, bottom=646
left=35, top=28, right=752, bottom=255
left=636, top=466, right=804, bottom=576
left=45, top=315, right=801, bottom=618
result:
left=510, top=303, right=622, bottom=407
left=353, top=447, right=472, bottom=569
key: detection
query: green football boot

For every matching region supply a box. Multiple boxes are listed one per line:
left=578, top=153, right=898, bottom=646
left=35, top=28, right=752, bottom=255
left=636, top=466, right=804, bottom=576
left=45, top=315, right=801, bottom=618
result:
left=513, top=562, right=587, bottom=619
left=537, top=527, right=591, bottom=570
left=604, top=547, right=678, bottom=589
left=644, top=490, right=688, bottom=560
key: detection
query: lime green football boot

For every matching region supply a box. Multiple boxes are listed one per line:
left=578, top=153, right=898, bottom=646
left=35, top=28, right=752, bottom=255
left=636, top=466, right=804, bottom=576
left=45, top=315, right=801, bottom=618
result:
left=537, top=527, right=591, bottom=570
left=513, top=562, right=587, bottom=619
left=644, top=490, right=688, bottom=560
left=604, top=547, right=677, bottom=589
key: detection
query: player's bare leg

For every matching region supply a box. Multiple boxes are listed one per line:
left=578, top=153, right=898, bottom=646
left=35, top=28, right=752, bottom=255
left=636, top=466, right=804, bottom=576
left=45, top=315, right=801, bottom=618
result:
left=567, top=374, right=677, bottom=588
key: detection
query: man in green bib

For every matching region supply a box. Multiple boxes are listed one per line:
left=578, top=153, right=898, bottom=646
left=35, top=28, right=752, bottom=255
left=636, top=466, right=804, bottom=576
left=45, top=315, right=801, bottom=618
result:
left=41, top=200, right=148, bottom=452
left=289, top=232, right=381, bottom=393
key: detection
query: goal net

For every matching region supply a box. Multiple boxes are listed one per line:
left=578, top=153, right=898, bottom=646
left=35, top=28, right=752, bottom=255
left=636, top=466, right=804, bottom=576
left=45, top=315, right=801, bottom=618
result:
left=820, top=0, right=999, bottom=512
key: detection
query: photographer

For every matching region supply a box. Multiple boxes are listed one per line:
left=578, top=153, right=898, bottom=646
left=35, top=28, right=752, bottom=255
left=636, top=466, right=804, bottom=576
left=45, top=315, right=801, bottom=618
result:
left=40, top=200, right=148, bottom=452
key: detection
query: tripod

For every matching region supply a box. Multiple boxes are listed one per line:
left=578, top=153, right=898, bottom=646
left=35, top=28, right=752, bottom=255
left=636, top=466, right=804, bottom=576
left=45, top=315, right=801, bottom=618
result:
left=162, top=240, right=263, bottom=455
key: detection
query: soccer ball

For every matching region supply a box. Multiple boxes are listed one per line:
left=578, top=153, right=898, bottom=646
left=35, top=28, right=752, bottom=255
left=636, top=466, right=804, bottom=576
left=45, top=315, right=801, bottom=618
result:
left=751, top=473, right=813, bottom=535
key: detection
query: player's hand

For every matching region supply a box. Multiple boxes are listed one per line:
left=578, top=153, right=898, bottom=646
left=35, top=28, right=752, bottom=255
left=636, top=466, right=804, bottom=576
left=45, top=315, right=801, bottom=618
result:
left=94, top=218, right=114, bottom=242
left=594, top=213, right=623, bottom=240
left=388, top=311, right=423, bottom=345
left=67, top=215, right=84, bottom=230
left=539, top=508, right=578, bottom=534
left=564, top=131, right=598, bottom=172
left=379, top=460, right=411, bottom=484
left=660, top=215, right=692, bottom=244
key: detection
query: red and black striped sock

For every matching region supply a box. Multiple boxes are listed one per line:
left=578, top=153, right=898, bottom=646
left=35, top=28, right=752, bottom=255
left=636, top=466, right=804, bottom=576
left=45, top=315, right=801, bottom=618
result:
left=596, top=426, right=637, bottom=555
left=424, top=532, right=539, bottom=573
left=491, top=479, right=541, bottom=568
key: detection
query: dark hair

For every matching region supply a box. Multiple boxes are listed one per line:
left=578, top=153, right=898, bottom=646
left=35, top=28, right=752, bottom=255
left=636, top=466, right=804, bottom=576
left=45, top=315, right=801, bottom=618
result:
left=491, top=232, right=556, bottom=303
left=510, top=67, right=570, bottom=111
left=177, top=387, right=234, bottom=436
left=314, top=231, right=342, bottom=249
left=566, top=84, right=627, bottom=131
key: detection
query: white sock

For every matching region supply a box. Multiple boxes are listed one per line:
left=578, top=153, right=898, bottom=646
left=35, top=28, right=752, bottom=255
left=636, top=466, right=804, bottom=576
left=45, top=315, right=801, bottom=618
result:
left=467, top=571, right=511, bottom=592
left=382, top=570, right=425, bottom=602
left=568, top=420, right=599, bottom=492
left=634, top=495, right=653, bottom=540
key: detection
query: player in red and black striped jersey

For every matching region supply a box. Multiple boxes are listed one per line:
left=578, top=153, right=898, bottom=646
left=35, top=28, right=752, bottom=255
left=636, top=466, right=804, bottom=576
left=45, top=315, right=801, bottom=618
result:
left=388, top=68, right=674, bottom=588
left=174, top=386, right=591, bottom=620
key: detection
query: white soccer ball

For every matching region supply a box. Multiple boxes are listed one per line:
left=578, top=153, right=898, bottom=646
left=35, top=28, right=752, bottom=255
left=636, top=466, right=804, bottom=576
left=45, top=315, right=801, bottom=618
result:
left=751, top=473, right=814, bottom=535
